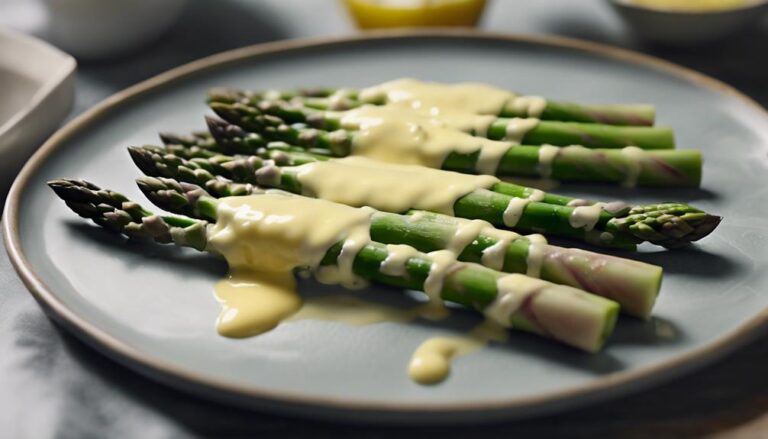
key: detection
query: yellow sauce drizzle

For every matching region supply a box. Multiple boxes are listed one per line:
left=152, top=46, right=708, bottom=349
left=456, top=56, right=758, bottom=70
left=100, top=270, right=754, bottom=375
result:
left=207, top=193, right=374, bottom=337
left=503, top=117, right=540, bottom=143
left=379, top=244, right=421, bottom=277
left=293, top=156, right=498, bottom=215
left=621, top=146, right=646, bottom=188
left=359, top=78, right=514, bottom=114
left=569, top=203, right=607, bottom=231
left=314, top=206, right=375, bottom=289
left=340, top=105, right=512, bottom=173
left=408, top=321, right=508, bottom=385
left=536, top=144, right=561, bottom=179
left=446, top=219, right=489, bottom=254
left=506, top=95, right=547, bottom=118
left=480, top=236, right=512, bottom=271
left=290, top=295, right=424, bottom=325
left=214, top=271, right=300, bottom=338
left=421, top=250, right=460, bottom=319
left=333, top=79, right=549, bottom=174
left=502, top=197, right=530, bottom=227
left=358, top=78, right=547, bottom=117
left=524, top=233, right=548, bottom=278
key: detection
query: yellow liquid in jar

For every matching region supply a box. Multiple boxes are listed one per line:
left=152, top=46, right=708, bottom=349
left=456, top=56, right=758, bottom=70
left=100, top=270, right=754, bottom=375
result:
left=343, top=0, right=487, bottom=28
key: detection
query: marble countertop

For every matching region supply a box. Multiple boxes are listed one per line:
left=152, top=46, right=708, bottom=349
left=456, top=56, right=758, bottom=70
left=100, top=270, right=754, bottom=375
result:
left=1, top=1, right=766, bottom=437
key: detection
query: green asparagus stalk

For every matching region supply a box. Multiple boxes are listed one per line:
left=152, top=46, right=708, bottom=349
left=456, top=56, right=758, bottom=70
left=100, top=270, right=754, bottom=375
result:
left=128, top=145, right=721, bottom=249
left=208, top=86, right=657, bottom=126
left=155, top=134, right=584, bottom=207
left=49, top=178, right=619, bottom=352
left=160, top=131, right=698, bottom=223
left=211, top=99, right=674, bottom=150
left=159, top=131, right=217, bottom=149
left=205, top=114, right=700, bottom=187
left=160, top=127, right=337, bottom=161
left=138, top=176, right=662, bottom=318
left=208, top=87, right=335, bottom=105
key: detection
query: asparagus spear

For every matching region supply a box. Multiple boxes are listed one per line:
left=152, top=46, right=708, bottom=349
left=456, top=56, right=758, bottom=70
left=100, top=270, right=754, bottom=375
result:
left=204, top=114, right=700, bottom=187
left=48, top=179, right=209, bottom=250
left=48, top=178, right=619, bottom=352
left=208, top=86, right=657, bottom=126
left=153, top=136, right=591, bottom=208
left=161, top=125, right=336, bottom=164
left=160, top=131, right=699, bottom=217
left=210, top=99, right=674, bottom=150
left=159, top=131, right=217, bottom=149
left=138, top=176, right=662, bottom=318
left=128, top=145, right=721, bottom=249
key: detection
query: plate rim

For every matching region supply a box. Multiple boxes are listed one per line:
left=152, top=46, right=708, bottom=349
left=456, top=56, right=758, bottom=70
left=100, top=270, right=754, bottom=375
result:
left=4, top=29, right=768, bottom=419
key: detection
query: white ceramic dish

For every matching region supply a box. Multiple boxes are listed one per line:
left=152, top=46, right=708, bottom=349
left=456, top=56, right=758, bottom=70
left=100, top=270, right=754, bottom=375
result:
left=44, top=0, right=188, bottom=60
left=608, top=0, right=768, bottom=45
left=0, top=28, right=75, bottom=203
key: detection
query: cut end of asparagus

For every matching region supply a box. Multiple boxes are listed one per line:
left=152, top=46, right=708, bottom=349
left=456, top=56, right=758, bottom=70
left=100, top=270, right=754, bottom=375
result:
left=597, top=300, right=621, bottom=352
left=609, top=203, right=722, bottom=248
left=507, top=283, right=620, bottom=352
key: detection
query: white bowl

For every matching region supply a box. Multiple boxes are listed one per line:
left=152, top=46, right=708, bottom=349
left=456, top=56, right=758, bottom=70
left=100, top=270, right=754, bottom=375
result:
left=0, top=28, right=75, bottom=205
left=45, top=0, right=188, bottom=60
left=608, top=0, right=768, bottom=45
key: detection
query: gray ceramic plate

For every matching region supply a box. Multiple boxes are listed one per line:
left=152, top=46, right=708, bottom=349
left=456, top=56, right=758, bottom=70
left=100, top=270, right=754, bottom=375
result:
left=5, top=31, right=768, bottom=423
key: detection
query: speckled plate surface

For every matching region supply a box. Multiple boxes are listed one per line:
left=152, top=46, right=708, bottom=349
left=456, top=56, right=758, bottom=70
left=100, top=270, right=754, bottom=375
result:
left=4, top=31, right=768, bottom=423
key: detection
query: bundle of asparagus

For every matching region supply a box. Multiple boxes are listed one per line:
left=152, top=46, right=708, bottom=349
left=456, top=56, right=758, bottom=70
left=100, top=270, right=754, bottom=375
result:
left=47, top=79, right=723, bottom=363
left=209, top=81, right=658, bottom=126
left=208, top=80, right=702, bottom=187
left=49, top=179, right=620, bottom=352
left=201, top=113, right=702, bottom=187
left=136, top=175, right=662, bottom=318
left=209, top=96, right=675, bottom=149
left=129, top=139, right=720, bottom=250
left=204, top=101, right=701, bottom=187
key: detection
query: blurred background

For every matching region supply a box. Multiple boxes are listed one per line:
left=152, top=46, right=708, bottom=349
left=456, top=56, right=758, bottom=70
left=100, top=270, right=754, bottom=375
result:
left=2, top=0, right=767, bottom=113
left=0, top=0, right=767, bottom=438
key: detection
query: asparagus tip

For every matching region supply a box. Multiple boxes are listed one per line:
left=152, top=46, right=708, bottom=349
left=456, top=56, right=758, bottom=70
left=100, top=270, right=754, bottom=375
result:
left=127, top=145, right=160, bottom=176
left=207, top=87, right=246, bottom=105
left=50, top=177, right=209, bottom=250
left=158, top=132, right=182, bottom=145
left=48, top=178, right=98, bottom=199
left=613, top=203, right=723, bottom=248
left=204, top=114, right=233, bottom=134
left=662, top=213, right=722, bottom=249
left=208, top=101, right=240, bottom=123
